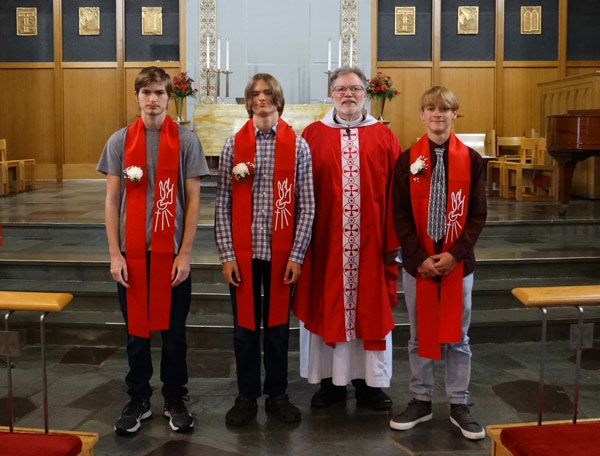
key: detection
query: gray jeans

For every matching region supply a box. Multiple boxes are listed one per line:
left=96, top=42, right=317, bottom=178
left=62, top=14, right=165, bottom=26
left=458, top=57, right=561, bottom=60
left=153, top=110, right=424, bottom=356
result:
left=402, top=269, right=474, bottom=404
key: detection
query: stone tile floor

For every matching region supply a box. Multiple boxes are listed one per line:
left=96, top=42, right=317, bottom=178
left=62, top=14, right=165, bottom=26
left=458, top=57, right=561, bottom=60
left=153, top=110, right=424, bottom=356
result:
left=2, top=180, right=600, bottom=455
left=2, top=342, right=600, bottom=455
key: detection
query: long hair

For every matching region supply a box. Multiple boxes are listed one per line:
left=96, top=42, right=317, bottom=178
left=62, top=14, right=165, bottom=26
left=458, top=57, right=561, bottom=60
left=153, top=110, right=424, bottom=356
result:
left=244, top=73, right=285, bottom=117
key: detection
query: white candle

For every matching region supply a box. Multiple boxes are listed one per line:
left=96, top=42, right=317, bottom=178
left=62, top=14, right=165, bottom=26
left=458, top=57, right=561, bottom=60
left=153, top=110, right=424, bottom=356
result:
left=206, top=36, right=210, bottom=69
left=226, top=38, right=230, bottom=72
left=217, top=36, right=221, bottom=70
left=327, top=37, right=331, bottom=72
left=349, top=36, right=353, bottom=66
left=338, top=36, right=342, bottom=67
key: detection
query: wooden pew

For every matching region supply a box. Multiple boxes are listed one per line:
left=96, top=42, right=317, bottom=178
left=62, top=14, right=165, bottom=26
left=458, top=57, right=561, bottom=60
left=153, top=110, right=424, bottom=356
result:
left=0, top=291, right=99, bottom=455
left=486, top=285, right=600, bottom=455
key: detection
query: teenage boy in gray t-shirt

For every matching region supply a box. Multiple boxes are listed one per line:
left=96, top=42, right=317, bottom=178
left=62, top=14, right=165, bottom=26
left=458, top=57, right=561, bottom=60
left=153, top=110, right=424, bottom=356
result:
left=97, top=66, right=209, bottom=435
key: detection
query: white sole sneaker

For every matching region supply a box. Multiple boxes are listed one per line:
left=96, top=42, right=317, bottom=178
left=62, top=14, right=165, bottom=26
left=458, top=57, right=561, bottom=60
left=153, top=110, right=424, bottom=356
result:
left=164, top=410, right=194, bottom=432
left=450, top=416, right=486, bottom=440
left=389, top=412, right=433, bottom=431
left=114, top=409, right=152, bottom=434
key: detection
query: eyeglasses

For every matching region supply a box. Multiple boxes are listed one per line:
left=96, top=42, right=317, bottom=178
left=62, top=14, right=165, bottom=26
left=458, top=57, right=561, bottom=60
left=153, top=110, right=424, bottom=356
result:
left=331, top=85, right=365, bottom=94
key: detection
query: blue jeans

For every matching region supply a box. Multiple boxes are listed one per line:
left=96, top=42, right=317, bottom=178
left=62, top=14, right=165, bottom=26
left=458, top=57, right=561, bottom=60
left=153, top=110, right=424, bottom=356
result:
left=117, top=257, right=191, bottom=402
left=402, top=269, right=473, bottom=404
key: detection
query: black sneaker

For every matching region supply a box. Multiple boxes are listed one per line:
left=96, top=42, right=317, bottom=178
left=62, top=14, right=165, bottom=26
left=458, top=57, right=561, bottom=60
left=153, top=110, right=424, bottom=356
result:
left=389, top=398, right=432, bottom=431
left=114, top=398, right=152, bottom=435
left=450, top=404, right=485, bottom=440
left=163, top=396, right=194, bottom=432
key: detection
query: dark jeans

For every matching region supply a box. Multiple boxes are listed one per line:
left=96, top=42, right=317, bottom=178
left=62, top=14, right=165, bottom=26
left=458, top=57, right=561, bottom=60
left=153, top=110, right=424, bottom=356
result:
left=117, top=255, right=191, bottom=402
left=230, top=259, right=290, bottom=399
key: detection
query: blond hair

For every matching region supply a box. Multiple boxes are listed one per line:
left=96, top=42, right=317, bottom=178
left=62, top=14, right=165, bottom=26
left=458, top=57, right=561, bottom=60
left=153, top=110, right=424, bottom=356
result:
left=420, top=86, right=459, bottom=111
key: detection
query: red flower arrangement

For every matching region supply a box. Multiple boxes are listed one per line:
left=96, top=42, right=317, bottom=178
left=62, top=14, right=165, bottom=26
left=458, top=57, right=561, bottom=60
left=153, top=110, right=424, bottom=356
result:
left=366, top=72, right=399, bottom=100
left=171, top=72, right=198, bottom=99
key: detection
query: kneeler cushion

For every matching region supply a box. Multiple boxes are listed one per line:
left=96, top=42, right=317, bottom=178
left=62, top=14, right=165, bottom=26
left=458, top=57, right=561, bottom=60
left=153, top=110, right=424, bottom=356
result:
left=501, top=422, right=600, bottom=456
left=0, top=432, right=82, bottom=456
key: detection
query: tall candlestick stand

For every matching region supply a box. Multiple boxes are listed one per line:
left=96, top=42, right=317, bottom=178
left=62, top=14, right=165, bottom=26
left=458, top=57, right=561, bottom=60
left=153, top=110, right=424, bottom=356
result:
left=222, top=70, right=233, bottom=103
left=323, top=70, right=332, bottom=103
left=216, top=69, right=222, bottom=101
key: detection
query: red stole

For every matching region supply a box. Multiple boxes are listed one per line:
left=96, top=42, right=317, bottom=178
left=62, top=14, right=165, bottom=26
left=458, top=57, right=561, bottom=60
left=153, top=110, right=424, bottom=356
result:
left=409, top=133, right=470, bottom=359
left=232, top=118, right=297, bottom=330
left=124, top=116, right=180, bottom=338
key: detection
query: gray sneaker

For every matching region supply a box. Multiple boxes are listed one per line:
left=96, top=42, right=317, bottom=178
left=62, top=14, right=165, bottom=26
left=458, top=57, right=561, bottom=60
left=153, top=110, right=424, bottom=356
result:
left=450, top=404, right=485, bottom=440
left=389, top=398, right=433, bottom=431
left=114, top=398, right=152, bottom=435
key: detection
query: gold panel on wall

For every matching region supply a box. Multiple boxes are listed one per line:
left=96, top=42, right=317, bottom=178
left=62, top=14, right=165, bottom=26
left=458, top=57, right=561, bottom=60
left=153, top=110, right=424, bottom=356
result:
left=79, top=7, right=100, bottom=36
left=63, top=68, right=120, bottom=165
left=16, top=7, right=37, bottom=36
left=521, top=6, right=542, bottom=35
left=142, top=7, right=163, bottom=35
left=458, top=7, right=478, bottom=35
left=395, top=7, right=416, bottom=35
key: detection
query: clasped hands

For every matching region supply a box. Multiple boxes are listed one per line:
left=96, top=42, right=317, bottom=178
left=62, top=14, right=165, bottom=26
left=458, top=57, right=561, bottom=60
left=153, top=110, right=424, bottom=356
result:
left=417, top=252, right=457, bottom=278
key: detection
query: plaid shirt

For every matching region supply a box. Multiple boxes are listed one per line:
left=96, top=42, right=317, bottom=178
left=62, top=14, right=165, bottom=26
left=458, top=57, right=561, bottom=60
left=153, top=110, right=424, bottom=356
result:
left=215, top=123, right=315, bottom=264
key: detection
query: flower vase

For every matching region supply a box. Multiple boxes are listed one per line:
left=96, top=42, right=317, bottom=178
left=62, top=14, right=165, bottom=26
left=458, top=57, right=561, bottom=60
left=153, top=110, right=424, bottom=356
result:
left=375, top=97, right=386, bottom=122
left=174, top=97, right=184, bottom=122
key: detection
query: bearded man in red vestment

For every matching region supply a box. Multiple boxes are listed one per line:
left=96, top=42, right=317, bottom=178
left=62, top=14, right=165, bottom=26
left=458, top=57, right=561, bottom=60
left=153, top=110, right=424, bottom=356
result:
left=293, top=66, right=401, bottom=410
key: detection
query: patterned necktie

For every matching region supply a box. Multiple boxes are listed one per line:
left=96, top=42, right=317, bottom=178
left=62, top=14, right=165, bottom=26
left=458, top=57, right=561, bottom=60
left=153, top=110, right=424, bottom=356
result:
left=427, top=147, right=446, bottom=242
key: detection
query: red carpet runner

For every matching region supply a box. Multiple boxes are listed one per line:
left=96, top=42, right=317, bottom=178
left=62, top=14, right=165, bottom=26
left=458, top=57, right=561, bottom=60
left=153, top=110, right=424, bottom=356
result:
left=501, top=422, right=600, bottom=455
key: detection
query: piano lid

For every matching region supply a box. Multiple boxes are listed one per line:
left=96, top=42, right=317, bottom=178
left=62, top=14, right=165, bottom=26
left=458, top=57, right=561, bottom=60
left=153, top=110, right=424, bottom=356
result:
left=547, top=109, right=600, bottom=151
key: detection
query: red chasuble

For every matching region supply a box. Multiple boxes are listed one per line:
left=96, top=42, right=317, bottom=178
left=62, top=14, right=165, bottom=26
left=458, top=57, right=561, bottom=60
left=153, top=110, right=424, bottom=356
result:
left=293, top=121, right=400, bottom=350
left=409, top=133, right=470, bottom=360
left=124, top=116, right=180, bottom=338
left=232, top=118, right=296, bottom=331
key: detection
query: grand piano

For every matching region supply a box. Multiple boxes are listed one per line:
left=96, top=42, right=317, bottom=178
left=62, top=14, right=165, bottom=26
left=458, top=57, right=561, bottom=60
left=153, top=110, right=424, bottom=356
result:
left=546, top=109, right=600, bottom=205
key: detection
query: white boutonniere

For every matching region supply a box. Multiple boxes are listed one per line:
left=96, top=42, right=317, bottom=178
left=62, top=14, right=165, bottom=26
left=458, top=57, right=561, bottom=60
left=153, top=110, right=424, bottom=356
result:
left=409, top=155, right=429, bottom=182
left=232, top=162, right=255, bottom=182
left=123, top=166, right=143, bottom=183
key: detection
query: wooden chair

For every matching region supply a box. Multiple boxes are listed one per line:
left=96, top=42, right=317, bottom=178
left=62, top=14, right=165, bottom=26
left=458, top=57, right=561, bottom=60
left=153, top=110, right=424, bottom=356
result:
left=0, top=138, right=35, bottom=192
left=0, top=139, right=23, bottom=193
left=501, top=138, right=558, bottom=201
left=487, top=136, right=523, bottom=197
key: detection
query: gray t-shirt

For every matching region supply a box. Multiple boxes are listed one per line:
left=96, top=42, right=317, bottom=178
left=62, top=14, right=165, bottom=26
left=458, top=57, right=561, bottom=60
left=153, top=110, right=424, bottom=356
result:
left=97, top=123, right=209, bottom=253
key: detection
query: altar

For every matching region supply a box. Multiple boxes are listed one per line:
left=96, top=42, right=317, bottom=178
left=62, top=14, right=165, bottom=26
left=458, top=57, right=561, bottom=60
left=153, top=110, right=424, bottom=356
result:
left=193, top=104, right=331, bottom=157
